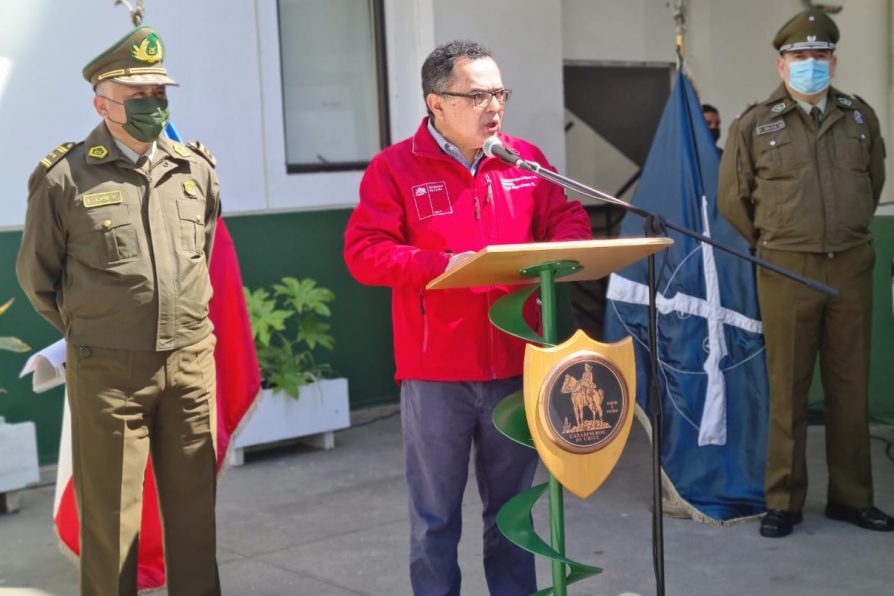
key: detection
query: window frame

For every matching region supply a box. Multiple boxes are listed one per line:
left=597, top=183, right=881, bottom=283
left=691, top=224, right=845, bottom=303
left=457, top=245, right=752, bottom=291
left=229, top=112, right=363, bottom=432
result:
left=277, top=0, right=391, bottom=174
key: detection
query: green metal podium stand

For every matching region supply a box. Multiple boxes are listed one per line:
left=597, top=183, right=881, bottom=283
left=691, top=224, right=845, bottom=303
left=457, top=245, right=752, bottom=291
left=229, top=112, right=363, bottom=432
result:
left=427, top=238, right=672, bottom=595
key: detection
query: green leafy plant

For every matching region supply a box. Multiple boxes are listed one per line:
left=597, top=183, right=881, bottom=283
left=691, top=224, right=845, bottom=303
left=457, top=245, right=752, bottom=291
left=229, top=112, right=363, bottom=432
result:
left=243, top=277, right=335, bottom=399
left=1, top=298, right=31, bottom=394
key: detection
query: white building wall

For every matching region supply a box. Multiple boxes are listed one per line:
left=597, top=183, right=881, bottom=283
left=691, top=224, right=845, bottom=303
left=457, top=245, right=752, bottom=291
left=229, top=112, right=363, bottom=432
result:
left=0, top=0, right=268, bottom=228
left=432, top=0, right=566, bottom=171
left=562, top=0, right=893, bottom=204
left=0, top=0, right=890, bottom=231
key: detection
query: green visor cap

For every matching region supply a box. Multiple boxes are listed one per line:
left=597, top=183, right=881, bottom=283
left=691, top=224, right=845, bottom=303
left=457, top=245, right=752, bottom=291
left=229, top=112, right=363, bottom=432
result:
left=83, top=26, right=178, bottom=88
left=773, top=9, right=839, bottom=53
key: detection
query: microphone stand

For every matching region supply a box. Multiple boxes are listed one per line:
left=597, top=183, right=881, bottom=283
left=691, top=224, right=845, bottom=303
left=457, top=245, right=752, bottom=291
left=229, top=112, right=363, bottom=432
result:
left=503, top=155, right=837, bottom=596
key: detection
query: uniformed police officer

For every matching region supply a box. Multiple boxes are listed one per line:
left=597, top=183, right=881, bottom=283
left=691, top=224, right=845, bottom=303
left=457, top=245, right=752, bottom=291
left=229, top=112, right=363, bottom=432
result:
left=719, top=9, right=891, bottom=538
left=16, top=27, right=222, bottom=594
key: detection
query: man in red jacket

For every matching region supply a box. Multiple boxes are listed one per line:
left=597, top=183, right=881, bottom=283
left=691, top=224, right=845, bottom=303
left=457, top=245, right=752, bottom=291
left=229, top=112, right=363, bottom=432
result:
left=344, top=40, right=591, bottom=595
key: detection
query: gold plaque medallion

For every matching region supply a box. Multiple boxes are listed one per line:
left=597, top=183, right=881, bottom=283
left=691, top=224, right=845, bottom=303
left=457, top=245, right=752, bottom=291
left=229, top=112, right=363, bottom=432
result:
left=524, top=330, right=635, bottom=499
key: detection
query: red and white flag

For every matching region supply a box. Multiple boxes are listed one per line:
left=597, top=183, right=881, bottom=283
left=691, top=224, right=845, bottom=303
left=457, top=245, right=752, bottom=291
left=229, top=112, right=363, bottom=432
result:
left=51, top=217, right=261, bottom=590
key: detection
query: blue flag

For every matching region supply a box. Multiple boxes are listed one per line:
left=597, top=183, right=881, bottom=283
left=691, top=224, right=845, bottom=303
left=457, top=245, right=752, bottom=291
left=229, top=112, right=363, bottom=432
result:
left=604, top=67, right=768, bottom=523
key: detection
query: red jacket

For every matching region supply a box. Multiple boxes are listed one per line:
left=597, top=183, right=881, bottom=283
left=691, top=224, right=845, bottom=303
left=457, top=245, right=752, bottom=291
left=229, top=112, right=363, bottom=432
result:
left=344, top=119, right=591, bottom=381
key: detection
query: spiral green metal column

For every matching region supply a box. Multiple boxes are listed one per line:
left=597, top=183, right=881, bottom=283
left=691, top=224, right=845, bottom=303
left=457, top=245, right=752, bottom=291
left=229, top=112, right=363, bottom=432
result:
left=490, top=260, right=601, bottom=596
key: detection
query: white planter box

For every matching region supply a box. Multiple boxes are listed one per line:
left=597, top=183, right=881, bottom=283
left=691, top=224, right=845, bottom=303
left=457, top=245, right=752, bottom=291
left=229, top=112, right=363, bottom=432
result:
left=228, top=378, right=350, bottom=465
left=0, top=417, right=40, bottom=512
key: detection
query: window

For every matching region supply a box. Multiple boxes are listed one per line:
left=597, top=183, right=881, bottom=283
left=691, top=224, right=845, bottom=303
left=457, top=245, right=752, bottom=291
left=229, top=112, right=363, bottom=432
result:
left=277, top=0, right=389, bottom=173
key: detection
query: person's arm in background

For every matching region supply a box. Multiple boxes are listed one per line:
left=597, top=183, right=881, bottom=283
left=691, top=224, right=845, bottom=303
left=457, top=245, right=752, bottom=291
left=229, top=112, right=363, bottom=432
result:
left=718, top=115, right=758, bottom=246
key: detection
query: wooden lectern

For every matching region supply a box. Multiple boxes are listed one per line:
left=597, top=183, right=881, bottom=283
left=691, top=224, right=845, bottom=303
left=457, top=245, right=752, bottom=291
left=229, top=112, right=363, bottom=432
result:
left=426, top=237, right=672, bottom=596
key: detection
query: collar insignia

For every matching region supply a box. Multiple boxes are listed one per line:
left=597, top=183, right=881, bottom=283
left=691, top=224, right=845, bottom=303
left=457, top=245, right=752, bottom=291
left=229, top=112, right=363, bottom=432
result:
left=771, top=102, right=786, bottom=113
left=173, top=144, right=192, bottom=158
left=87, top=145, right=109, bottom=159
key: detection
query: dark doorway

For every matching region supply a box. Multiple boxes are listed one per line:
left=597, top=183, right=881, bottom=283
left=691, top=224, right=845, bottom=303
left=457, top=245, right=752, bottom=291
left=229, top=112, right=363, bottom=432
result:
left=563, top=61, right=673, bottom=340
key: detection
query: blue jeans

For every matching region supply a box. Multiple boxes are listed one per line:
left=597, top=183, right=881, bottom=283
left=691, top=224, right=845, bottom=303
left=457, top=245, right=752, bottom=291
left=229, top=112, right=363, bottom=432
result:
left=401, top=378, right=539, bottom=596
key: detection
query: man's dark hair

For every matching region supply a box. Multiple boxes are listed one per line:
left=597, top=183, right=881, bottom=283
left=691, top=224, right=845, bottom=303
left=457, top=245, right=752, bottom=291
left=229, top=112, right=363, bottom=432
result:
left=421, top=40, right=493, bottom=116
left=702, top=103, right=719, bottom=115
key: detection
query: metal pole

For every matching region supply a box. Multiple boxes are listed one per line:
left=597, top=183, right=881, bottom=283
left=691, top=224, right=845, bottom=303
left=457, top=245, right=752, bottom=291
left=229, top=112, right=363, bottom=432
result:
left=539, top=265, right=567, bottom=596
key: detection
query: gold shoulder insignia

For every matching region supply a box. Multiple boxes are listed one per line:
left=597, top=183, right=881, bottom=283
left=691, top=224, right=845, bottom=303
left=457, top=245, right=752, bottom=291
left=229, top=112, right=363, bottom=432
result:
left=187, top=140, right=217, bottom=168
left=30, top=142, right=80, bottom=194
left=39, top=142, right=77, bottom=170
left=172, top=143, right=192, bottom=158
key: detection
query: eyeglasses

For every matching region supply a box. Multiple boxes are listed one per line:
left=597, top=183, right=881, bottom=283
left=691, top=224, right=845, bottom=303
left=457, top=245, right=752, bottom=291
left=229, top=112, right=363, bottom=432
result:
left=439, top=88, right=512, bottom=107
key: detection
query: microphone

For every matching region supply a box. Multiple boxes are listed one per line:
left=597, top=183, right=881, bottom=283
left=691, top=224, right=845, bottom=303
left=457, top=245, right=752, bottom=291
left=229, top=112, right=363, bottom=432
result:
left=483, top=136, right=522, bottom=167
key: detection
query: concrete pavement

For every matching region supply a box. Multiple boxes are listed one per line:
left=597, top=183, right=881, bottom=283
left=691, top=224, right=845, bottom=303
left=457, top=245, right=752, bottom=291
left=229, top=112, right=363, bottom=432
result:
left=1, top=407, right=892, bottom=595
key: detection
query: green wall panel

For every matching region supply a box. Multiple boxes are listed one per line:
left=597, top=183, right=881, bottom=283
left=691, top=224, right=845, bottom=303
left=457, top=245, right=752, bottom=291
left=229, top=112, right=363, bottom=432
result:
left=224, top=210, right=398, bottom=410
left=5, top=211, right=891, bottom=465
left=0, top=210, right=398, bottom=465
left=808, top=216, right=894, bottom=424
left=0, top=230, right=68, bottom=465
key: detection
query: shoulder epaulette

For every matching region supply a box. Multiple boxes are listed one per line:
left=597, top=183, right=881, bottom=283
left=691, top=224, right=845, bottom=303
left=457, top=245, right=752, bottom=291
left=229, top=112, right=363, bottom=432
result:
left=187, top=140, right=217, bottom=168
left=852, top=94, right=873, bottom=109
left=735, top=101, right=759, bottom=120
left=29, top=142, right=79, bottom=194
left=38, top=143, right=76, bottom=171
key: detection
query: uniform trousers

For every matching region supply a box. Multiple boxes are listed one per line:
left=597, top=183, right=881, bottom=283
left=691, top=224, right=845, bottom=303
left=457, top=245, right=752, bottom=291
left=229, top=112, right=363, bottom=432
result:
left=757, top=243, right=875, bottom=513
left=401, top=378, right=539, bottom=596
left=65, top=333, right=220, bottom=596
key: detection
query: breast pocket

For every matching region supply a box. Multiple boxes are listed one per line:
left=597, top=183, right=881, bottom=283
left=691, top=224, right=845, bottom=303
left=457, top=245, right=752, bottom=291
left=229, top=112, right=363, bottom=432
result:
left=176, top=199, right=206, bottom=254
left=69, top=202, right=140, bottom=267
left=835, top=119, right=870, bottom=172
left=755, top=128, right=807, bottom=178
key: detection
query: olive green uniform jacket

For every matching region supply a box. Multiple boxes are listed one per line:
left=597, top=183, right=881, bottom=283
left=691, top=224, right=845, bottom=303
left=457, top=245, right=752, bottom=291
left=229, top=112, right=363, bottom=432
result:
left=718, top=84, right=885, bottom=252
left=16, top=123, right=220, bottom=351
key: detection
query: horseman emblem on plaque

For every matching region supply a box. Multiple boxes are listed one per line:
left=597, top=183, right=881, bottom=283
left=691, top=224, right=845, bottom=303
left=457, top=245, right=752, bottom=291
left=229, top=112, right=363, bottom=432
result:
left=524, top=330, right=636, bottom=499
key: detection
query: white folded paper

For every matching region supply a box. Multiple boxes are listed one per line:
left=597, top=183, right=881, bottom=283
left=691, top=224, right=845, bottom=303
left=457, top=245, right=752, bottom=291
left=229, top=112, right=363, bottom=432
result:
left=19, top=339, right=66, bottom=393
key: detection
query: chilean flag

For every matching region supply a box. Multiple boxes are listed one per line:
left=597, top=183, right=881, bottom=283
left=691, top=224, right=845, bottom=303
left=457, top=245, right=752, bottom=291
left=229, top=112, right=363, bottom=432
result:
left=51, top=216, right=261, bottom=590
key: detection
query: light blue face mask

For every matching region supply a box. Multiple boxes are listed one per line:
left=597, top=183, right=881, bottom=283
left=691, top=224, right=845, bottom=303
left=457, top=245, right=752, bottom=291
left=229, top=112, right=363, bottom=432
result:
left=787, top=58, right=831, bottom=95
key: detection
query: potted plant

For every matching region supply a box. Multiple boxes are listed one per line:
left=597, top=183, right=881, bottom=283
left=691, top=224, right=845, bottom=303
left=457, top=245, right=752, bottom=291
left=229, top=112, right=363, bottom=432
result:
left=229, top=277, right=350, bottom=465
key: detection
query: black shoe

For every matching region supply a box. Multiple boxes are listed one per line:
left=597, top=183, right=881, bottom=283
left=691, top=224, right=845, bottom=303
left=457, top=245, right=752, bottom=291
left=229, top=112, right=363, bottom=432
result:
left=825, top=503, right=894, bottom=532
left=760, top=509, right=803, bottom=538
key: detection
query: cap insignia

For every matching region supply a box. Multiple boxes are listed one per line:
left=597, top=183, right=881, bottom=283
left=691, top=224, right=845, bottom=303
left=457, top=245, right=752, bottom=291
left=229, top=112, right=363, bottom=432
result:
left=87, top=145, right=109, bottom=159
left=132, top=33, right=164, bottom=64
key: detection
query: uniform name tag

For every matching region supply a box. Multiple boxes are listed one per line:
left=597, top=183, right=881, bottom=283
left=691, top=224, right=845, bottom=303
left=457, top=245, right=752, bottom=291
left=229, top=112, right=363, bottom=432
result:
left=82, top=190, right=124, bottom=208
left=756, top=120, right=786, bottom=135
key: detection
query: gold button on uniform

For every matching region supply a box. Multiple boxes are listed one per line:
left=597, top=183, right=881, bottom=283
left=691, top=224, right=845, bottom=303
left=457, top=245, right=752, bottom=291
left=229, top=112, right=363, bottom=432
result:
left=103, top=219, right=112, bottom=229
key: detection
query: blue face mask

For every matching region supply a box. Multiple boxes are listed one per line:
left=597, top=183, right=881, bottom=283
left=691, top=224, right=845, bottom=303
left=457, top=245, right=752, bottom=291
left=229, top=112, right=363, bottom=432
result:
left=787, top=58, right=831, bottom=95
